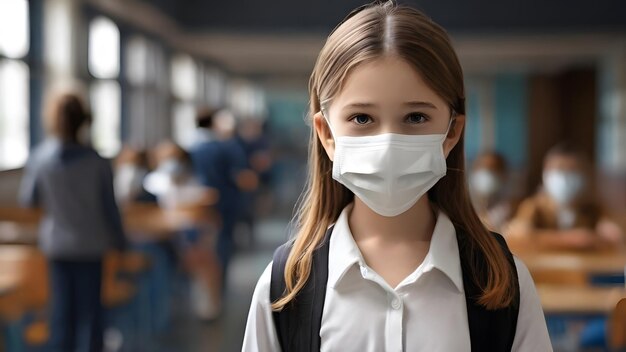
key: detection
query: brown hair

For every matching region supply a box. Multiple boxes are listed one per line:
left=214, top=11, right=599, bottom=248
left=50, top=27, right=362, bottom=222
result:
left=272, top=1, right=516, bottom=311
left=545, top=142, right=589, bottom=167
left=474, top=150, right=509, bottom=176
left=196, top=107, right=218, bottom=129
left=44, top=93, right=91, bottom=143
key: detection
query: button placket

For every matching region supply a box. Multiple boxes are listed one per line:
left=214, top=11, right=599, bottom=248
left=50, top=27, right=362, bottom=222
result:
left=385, top=292, right=404, bottom=352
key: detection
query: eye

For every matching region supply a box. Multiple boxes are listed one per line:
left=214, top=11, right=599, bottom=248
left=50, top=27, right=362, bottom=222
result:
left=405, top=112, right=429, bottom=124
left=349, top=114, right=373, bottom=125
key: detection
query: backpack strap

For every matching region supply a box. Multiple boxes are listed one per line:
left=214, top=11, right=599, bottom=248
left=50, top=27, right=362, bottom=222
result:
left=271, top=227, right=520, bottom=352
left=270, top=226, right=333, bottom=352
left=459, top=230, right=521, bottom=352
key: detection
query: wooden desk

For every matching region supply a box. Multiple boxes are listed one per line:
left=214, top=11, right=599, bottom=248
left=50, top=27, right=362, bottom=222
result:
left=0, top=221, right=38, bottom=245
left=538, top=284, right=626, bottom=315
left=508, top=235, right=626, bottom=277
left=519, top=251, right=626, bottom=275
left=0, top=204, right=217, bottom=244
left=0, top=272, right=21, bottom=322
left=0, top=246, right=47, bottom=321
left=0, top=207, right=41, bottom=224
left=0, top=270, right=21, bottom=296
left=0, top=247, right=145, bottom=322
left=123, top=203, right=216, bottom=243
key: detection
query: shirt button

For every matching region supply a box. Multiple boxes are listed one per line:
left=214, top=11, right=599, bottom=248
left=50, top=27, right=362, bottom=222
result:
left=391, top=298, right=401, bottom=310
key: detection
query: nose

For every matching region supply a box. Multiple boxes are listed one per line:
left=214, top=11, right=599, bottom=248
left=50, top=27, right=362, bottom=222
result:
left=379, top=120, right=404, bottom=135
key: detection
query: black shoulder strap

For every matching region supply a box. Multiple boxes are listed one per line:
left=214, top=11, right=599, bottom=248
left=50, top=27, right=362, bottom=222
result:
left=459, top=231, right=521, bottom=352
left=271, top=227, right=520, bottom=352
left=270, top=227, right=333, bottom=352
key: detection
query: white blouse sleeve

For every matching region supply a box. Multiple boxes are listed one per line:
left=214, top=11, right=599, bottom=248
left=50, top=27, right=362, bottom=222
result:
left=242, top=262, right=282, bottom=352
left=512, top=257, right=553, bottom=352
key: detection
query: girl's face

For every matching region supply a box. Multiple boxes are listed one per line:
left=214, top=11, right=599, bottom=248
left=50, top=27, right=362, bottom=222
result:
left=314, top=55, right=465, bottom=161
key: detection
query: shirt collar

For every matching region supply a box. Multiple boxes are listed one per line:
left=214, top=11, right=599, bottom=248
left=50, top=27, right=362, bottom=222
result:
left=327, top=203, right=464, bottom=293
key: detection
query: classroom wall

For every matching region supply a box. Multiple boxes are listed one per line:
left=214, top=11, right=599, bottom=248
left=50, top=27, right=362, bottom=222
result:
left=597, top=46, right=626, bottom=211
left=527, top=68, right=597, bottom=195
left=494, top=73, right=528, bottom=169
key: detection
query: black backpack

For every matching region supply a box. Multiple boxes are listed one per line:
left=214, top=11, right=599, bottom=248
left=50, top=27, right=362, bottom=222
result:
left=270, top=226, right=520, bottom=352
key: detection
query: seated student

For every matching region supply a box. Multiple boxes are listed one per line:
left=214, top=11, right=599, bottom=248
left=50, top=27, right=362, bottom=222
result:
left=19, top=92, right=126, bottom=352
left=144, top=141, right=222, bottom=320
left=114, top=146, right=156, bottom=204
left=144, top=141, right=215, bottom=210
left=189, top=108, right=258, bottom=288
left=509, top=143, right=623, bottom=250
left=469, top=151, right=518, bottom=232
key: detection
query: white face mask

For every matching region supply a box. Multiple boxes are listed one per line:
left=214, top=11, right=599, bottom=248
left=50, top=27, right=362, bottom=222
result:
left=543, top=170, right=584, bottom=206
left=326, top=117, right=451, bottom=217
left=471, top=169, right=501, bottom=197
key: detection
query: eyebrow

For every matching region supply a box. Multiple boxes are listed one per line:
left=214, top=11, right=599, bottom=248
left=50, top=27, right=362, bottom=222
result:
left=342, top=101, right=438, bottom=109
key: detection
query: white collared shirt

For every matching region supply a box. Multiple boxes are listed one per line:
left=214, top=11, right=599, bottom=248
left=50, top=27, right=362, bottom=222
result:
left=242, top=205, right=552, bottom=352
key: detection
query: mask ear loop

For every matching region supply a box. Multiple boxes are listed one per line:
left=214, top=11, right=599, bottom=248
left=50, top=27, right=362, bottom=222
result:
left=319, top=108, right=337, bottom=140
left=444, top=110, right=459, bottom=138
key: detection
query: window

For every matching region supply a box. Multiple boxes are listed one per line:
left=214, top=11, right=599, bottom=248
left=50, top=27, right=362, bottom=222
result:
left=0, top=0, right=29, bottom=170
left=125, top=36, right=169, bottom=147
left=90, top=81, right=121, bottom=158
left=0, top=0, right=29, bottom=59
left=172, top=102, right=197, bottom=149
left=171, top=54, right=197, bottom=101
left=171, top=54, right=198, bottom=149
left=88, top=17, right=120, bottom=79
left=88, top=16, right=121, bottom=157
left=201, top=68, right=226, bottom=108
left=0, top=60, right=29, bottom=169
left=228, top=80, right=266, bottom=119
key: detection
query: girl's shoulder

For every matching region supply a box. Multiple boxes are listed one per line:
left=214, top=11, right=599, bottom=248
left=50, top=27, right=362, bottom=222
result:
left=252, top=261, right=274, bottom=304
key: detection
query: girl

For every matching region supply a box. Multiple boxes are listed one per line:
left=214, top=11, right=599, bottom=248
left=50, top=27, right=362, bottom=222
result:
left=243, top=2, right=551, bottom=351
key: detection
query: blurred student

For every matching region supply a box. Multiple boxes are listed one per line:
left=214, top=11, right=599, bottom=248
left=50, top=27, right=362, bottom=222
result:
left=189, top=108, right=257, bottom=284
left=114, top=146, right=155, bottom=204
left=235, top=117, right=273, bottom=246
left=144, top=142, right=215, bottom=210
left=237, top=117, right=272, bottom=182
left=509, top=143, right=623, bottom=250
left=144, top=141, right=221, bottom=320
left=469, top=151, right=518, bottom=231
left=19, top=93, right=126, bottom=352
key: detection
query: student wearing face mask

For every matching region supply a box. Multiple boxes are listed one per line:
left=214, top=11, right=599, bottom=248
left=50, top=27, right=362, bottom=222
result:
left=242, top=2, right=551, bottom=351
left=470, top=151, right=519, bottom=232
left=143, top=141, right=224, bottom=319
left=114, top=147, right=155, bottom=204
left=510, top=143, right=623, bottom=250
left=144, top=142, right=215, bottom=210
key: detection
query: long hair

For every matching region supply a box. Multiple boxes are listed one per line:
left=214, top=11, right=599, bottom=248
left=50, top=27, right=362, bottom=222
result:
left=272, top=1, right=516, bottom=311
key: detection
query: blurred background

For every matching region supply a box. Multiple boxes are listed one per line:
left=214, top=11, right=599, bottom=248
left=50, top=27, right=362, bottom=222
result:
left=0, top=0, right=626, bottom=351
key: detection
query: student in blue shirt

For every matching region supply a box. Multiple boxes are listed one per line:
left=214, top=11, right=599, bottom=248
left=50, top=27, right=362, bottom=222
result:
left=189, top=108, right=257, bottom=293
left=19, top=93, right=126, bottom=352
